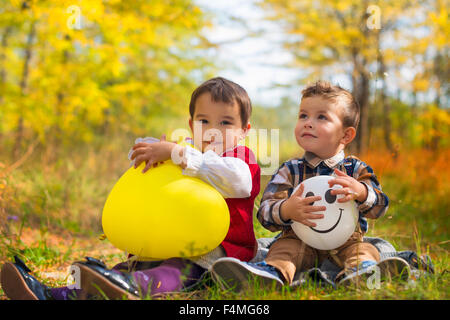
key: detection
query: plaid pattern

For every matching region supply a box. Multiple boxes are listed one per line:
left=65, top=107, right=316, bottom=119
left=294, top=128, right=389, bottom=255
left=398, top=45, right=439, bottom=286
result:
left=257, top=150, right=389, bottom=233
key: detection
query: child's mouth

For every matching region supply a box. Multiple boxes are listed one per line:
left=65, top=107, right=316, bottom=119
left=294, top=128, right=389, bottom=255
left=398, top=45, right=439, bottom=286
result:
left=302, top=133, right=317, bottom=138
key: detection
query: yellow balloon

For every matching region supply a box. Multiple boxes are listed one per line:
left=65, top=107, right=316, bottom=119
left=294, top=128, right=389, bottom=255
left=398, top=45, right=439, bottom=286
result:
left=102, top=161, right=230, bottom=259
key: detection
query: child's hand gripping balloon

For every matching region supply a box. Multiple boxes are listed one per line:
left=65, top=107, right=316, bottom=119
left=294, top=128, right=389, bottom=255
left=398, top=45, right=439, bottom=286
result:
left=280, top=183, right=326, bottom=227
left=328, top=168, right=368, bottom=203
left=130, top=134, right=185, bottom=173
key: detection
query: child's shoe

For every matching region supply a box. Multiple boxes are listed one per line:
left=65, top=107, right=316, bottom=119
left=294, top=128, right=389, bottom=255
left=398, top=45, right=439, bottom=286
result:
left=338, top=257, right=411, bottom=287
left=1, top=256, right=53, bottom=300
left=291, top=267, right=337, bottom=289
left=336, top=260, right=377, bottom=287
left=72, top=257, right=139, bottom=300
left=398, top=251, right=435, bottom=274
left=211, top=257, right=284, bottom=292
left=376, top=256, right=412, bottom=281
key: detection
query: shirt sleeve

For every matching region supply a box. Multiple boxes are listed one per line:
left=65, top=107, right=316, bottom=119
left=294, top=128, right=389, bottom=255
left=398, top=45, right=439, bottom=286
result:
left=256, top=161, right=295, bottom=232
left=353, top=159, right=389, bottom=219
left=177, top=145, right=252, bottom=199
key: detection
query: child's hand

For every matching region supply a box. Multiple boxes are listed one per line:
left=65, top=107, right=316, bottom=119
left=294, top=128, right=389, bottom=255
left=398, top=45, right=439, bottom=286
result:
left=328, top=168, right=368, bottom=203
left=280, top=184, right=326, bottom=227
left=130, top=135, right=176, bottom=173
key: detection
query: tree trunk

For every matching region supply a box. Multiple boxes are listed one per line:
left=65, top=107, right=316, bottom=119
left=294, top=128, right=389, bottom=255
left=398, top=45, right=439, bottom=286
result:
left=356, top=73, right=370, bottom=155
left=0, top=26, right=13, bottom=146
left=54, top=36, right=70, bottom=147
left=378, top=47, right=394, bottom=153
left=349, top=3, right=373, bottom=156
left=12, top=20, right=36, bottom=159
left=0, top=26, right=12, bottom=97
left=350, top=49, right=370, bottom=156
left=429, top=51, right=445, bottom=150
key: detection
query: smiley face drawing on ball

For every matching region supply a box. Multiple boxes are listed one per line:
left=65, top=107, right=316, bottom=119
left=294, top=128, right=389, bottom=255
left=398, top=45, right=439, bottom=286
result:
left=291, top=175, right=359, bottom=250
left=305, top=188, right=343, bottom=234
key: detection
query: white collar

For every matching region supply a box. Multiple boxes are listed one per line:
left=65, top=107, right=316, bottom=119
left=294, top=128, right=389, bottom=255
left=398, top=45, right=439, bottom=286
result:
left=303, top=150, right=345, bottom=168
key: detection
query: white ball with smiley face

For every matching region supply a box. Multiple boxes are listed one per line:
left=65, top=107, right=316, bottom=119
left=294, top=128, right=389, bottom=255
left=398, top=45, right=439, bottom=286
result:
left=291, top=175, right=358, bottom=250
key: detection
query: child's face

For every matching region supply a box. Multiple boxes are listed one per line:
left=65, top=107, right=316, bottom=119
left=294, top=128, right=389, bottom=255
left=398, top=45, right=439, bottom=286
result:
left=189, top=92, right=249, bottom=154
left=295, top=96, right=351, bottom=159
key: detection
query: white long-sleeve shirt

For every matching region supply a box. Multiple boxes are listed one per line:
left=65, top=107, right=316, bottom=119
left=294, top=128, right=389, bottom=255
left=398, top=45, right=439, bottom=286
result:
left=128, top=137, right=252, bottom=199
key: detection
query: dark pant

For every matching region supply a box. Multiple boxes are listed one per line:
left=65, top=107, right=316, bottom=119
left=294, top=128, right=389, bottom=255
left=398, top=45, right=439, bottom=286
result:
left=51, top=258, right=206, bottom=300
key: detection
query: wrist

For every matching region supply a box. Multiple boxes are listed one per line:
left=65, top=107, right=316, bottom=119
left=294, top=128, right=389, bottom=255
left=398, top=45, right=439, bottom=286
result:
left=163, top=141, right=176, bottom=158
left=356, top=182, right=368, bottom=203
left=280, top=199, right=292, bottom=222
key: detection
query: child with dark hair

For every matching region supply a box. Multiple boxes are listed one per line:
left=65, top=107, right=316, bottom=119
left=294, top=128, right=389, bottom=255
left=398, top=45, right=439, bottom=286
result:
left=1, top=77, right=261, bottom=300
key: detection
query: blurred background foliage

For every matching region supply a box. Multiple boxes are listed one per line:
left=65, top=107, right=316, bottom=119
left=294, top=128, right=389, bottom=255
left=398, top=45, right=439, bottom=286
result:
left=0, top=0, right=217, bottom=158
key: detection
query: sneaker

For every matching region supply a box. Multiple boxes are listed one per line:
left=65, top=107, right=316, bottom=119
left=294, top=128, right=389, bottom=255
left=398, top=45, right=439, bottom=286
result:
left=211, top=257, right=284, bottom=292
left=376, top=257, right=411, bottom=281
left=337, top=260, right=378, bottom=287
left=338, top=257, right=411, bottom=287
left=397, top=251, right=435, bottom=274
left=291, top=268, right=336, bottom=289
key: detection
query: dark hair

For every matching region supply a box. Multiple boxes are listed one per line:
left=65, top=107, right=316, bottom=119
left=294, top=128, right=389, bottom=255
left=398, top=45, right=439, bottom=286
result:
left=189, top=77, right=252, bottom=128
left=301, top=80, right=360, bottom=130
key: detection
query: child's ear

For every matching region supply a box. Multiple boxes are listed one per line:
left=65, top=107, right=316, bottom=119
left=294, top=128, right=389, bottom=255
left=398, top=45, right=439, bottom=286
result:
left=240, top=122, right=251, bottom=139
left=188, top=118, right=193, bottom=132
left=341, top=127, right=356, bottom=145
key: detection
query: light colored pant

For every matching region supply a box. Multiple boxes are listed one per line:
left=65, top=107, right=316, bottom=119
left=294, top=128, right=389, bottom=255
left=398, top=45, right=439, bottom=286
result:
left=265, top=228, right=380, bottom=284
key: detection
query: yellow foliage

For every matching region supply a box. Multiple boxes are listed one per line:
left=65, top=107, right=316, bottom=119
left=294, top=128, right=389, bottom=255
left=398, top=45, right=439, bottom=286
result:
left=412, top=76, right=430, bottom=92
left=0, top=0, right=214, bottom=147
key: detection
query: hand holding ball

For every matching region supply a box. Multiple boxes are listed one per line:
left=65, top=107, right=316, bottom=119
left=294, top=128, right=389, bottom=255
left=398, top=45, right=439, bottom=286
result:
left=290, top=176, right=358, bottom=250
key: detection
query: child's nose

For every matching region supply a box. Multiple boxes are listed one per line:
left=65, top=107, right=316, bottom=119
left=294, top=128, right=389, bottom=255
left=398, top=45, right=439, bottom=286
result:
left=304, top=120, right=313, bottom=128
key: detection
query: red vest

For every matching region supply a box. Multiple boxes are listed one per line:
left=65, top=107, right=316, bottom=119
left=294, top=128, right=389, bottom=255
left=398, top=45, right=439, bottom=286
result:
left=220, top=146, right=260, bottom=262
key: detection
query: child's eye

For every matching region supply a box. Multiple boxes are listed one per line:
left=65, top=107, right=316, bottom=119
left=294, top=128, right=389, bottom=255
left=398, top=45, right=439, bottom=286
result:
left=318, top=114, right=328, bottom=120
left=199, top=119, right=208, bottom=124
left=299, top=114, right=307, bottom=119
left=220, top=121, right=232, bottom=126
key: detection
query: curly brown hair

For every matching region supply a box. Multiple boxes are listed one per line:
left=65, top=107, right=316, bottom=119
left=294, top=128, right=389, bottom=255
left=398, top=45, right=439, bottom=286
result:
left=301, top=80, right=360, bottom=130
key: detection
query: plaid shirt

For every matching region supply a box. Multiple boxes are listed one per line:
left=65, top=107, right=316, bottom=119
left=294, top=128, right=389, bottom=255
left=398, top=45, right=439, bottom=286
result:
left=257, top=150, right=389, bottom=234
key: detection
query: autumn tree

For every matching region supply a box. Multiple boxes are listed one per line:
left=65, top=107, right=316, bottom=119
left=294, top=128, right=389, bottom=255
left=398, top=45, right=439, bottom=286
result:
left=259, top=0, right=427, bottom=153
left=401, top=0, right=449, bottom=150
left=0, top=0, right=216, bottom=161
